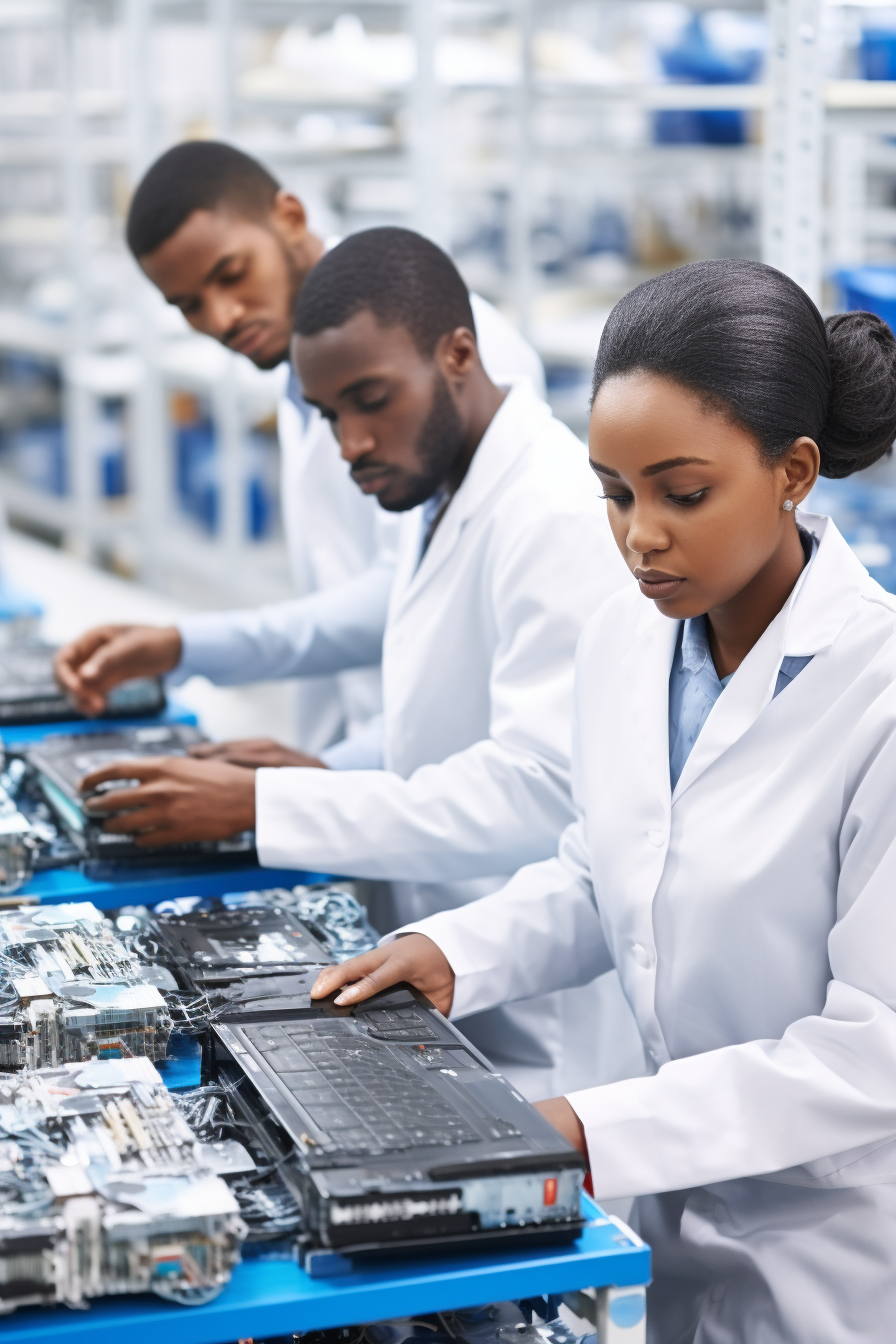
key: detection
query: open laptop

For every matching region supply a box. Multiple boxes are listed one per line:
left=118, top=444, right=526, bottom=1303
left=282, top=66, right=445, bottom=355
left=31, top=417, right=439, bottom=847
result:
left=211, top=984, right=586, bottom=1265
left=0, top=642, right=165, bottom=724
left=26, top=724, right=255, bottom=863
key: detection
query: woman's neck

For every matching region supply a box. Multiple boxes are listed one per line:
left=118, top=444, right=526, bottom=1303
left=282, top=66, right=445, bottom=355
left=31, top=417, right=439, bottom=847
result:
left=705, top=524, right=808, bottom=680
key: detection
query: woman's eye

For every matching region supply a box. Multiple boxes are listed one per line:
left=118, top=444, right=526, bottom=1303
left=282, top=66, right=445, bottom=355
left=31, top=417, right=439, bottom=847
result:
left=358, top=397, right=388, bottom=413
left=669, top=489, right=707, bottom=506
left=599, top=493, right=633, bottom=506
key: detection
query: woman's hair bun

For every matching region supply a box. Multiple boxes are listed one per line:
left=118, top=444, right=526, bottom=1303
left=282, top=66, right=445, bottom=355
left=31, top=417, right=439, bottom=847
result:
left=592, top=259, right=896, bottom=482
left=821, top=310, right=896, bottom=478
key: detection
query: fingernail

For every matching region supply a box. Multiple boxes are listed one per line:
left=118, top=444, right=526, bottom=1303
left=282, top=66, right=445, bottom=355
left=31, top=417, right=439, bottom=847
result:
left=334, top=991, right=353, bottom=1005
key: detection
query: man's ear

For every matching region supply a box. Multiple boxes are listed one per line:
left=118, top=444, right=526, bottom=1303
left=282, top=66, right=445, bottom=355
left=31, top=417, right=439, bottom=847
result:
left=437, top=327, right=478, bottom=385
left=269, top=190, right=309, bottom=243
left=781, top=435, right=820, bottom=507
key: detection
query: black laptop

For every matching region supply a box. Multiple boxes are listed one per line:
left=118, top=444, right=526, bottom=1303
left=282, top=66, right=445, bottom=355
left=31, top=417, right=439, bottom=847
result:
left=211, top=984, right=586, bottom=1266
left=0, top=643, right=165, bottom=724
left=26, top=724, right=255, bottom=863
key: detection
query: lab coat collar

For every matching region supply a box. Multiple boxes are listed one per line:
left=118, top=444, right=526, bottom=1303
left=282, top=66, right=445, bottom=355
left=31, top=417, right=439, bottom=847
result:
left=397, top=380, right=553, bottom=607
left=671, top=511, right=866, bottom=802
left=620, top=512, right=868, bottom=812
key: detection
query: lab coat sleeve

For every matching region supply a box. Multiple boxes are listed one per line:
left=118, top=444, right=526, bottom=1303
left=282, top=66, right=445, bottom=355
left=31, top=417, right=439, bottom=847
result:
left=254, top=505, right=624, bottom=877
left=389, top=816, right=615, bottom=1020
left=319, top=715, right=385, bottom=770
left=169, top=562, right=392, bottom=687
left=566, top=708, right=896, bottom=1202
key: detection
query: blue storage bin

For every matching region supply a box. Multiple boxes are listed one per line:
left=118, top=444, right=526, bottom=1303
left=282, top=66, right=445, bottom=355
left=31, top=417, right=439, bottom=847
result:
left=654, top=16, right=763, bottom=147
left=860, top=29, right=896, bottom=82
left=809, top=479, right=896, bottom=594
left=836, top=266, right=896, bottom=330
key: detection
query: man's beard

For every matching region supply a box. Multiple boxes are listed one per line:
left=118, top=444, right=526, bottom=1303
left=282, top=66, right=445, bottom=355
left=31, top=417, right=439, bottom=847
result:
left=252, top=235, right=304, bottom=369
left=375, top=371, right=466, bottom=513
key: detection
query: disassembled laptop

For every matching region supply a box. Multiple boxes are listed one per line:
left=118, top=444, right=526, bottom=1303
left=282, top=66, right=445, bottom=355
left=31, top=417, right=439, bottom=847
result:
left=0, top=888, right=586, bottom=1315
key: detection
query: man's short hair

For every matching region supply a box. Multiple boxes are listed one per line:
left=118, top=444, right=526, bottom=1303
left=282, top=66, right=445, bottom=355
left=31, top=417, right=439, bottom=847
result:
left=294, top=227, right=476, bottom=357
left=126, top=140, right=280, bottom=258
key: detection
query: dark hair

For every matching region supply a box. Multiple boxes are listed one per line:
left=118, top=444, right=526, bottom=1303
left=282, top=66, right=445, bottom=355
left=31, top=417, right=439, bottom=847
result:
left=126, top=141, right=280, bottom=258
left=294, top=227, right=476, bottom=356
left=592, top=259, right=896, bottom=479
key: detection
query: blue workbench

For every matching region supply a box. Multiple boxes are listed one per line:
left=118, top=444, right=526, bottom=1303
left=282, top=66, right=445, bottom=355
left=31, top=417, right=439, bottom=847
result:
left=0, top=701, right=198, bottom=749
left=5, top=704, right=333, bottom=907
left=1, top=709, right=651, bottom=1338
left=0, top=1195, right=649, bottom=1343
left=19, top=862, right=335, bottom=909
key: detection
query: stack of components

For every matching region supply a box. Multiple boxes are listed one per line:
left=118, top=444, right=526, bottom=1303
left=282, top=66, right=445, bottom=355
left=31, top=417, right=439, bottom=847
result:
left=0, top=902, right=173, bottom=1070
left=0, top=1056, right=247, bottom=1313
left=0, top=889, right=587, bottom=1315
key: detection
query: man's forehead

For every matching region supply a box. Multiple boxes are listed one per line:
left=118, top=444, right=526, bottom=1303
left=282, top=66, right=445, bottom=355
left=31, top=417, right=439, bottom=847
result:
left=292, top=313, right=423, bottom=387
left=141, top=207, right=265, bottom=289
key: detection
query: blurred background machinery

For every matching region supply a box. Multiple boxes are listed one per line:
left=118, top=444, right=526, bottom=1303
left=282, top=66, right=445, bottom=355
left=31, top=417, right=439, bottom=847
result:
left=2, top=0, right=896, bottom=612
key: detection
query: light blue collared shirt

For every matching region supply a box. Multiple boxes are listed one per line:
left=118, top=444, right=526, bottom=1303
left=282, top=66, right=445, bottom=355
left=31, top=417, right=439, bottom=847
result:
left=668, top=617, right=813, bottom=793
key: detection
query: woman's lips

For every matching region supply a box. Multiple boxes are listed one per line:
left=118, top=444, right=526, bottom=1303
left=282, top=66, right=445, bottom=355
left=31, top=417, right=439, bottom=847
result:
left=635, top=572, right=686, bottom=600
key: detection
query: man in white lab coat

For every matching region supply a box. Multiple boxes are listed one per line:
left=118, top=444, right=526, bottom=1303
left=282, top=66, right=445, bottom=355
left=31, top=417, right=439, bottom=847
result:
left=58, top=228, right=641, bottom=1099
left=123, top=139, right=545, bottom=759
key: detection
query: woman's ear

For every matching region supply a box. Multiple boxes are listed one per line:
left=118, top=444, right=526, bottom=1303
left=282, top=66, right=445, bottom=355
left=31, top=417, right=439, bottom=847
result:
left=781, top=436, right=820, bottom=507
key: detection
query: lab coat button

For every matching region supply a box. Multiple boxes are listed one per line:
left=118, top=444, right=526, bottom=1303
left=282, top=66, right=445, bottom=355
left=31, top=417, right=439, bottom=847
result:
left=647, top=829, right=665, bottom=847
left=632, top=942, right=654, bottom=969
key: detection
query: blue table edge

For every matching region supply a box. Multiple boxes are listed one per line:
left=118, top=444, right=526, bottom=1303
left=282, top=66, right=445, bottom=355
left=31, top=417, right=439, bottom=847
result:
left=0, top=1194, right=650, bottom=1343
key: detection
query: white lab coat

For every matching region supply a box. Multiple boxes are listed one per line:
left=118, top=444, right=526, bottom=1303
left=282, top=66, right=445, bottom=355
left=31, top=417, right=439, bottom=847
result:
left=254, top=378, right=638, bottom=1097
left=277, top=292, right=546, bottom=756
left=398, top=511, right=896, bottom=1342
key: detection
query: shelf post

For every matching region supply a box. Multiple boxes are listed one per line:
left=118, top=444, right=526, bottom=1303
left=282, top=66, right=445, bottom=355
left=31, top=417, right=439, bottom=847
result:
left=510, top=0, right=535, bottom=337
left=410, top=0, right=444, bottom=245
left=762, top=0, right=824, bottom=304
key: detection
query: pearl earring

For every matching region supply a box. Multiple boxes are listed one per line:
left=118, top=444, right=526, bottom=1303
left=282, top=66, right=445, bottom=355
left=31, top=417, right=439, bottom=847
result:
left=782, top=500, right=794, bottom=512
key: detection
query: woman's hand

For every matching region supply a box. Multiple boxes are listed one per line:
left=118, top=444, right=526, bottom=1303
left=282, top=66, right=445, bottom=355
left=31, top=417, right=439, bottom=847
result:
left=311, top=933, right=455, bottom=1016
left=533, top=1096, right=588, bottom=1157
left=188, top=738, right=327, bottom=769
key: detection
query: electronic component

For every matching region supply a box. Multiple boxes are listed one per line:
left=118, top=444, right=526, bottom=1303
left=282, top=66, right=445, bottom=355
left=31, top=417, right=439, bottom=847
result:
left=146, top=899, right=334, bottom=1004
left=0, top=643, right=165, bottom=724
left=0, top=1056, right=246, bottom=1313
left=282, top=884, right=380, bottom=963
left=26, top=726, right=255, bottom=863
left=0, top=902, right=173, bottom=1069
left=212, top=985, right=586, bottom=1263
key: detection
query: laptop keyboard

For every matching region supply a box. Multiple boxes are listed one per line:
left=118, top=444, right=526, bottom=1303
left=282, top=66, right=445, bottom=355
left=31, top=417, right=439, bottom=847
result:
left=242, top=1019, right=517, bottom=1156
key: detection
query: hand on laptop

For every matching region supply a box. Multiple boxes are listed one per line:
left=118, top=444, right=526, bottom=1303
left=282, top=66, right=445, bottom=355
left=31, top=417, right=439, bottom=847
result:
left=54, top=624, right=182, bottom=716
left=311, top=934, right=455, bottom=1016
left=188, top=738, right=328, bottom=769
left=79, top=755, right=255, bottom=846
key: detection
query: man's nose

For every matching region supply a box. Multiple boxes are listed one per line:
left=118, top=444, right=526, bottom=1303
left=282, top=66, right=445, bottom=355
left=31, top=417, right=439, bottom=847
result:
left=339, top=418, right=376, bottom=463
left=206, top=290, right=245, bottom=340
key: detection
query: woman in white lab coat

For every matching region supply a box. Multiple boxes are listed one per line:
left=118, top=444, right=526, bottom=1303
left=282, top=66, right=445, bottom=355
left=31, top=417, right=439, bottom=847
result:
left=313, top=259, right=896, bottom=1342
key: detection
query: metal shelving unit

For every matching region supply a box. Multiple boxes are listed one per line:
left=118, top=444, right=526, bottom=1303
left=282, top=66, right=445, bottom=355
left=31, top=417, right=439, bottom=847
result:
left=2, top=1, right=896, bottom=591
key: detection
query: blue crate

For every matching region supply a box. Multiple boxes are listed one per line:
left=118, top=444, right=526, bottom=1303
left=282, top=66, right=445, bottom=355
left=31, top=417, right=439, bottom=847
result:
left=860, top=29, right=896, bottom=82
left=808, top=479, right=896, bottom=593
left=835, top=265, right=896, bottom=330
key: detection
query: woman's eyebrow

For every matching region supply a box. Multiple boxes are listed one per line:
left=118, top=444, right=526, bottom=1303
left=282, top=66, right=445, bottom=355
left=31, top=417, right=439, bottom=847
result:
left=642, top=456, right=711, bottom=477
left=588, top=455, right=712, bottom=479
